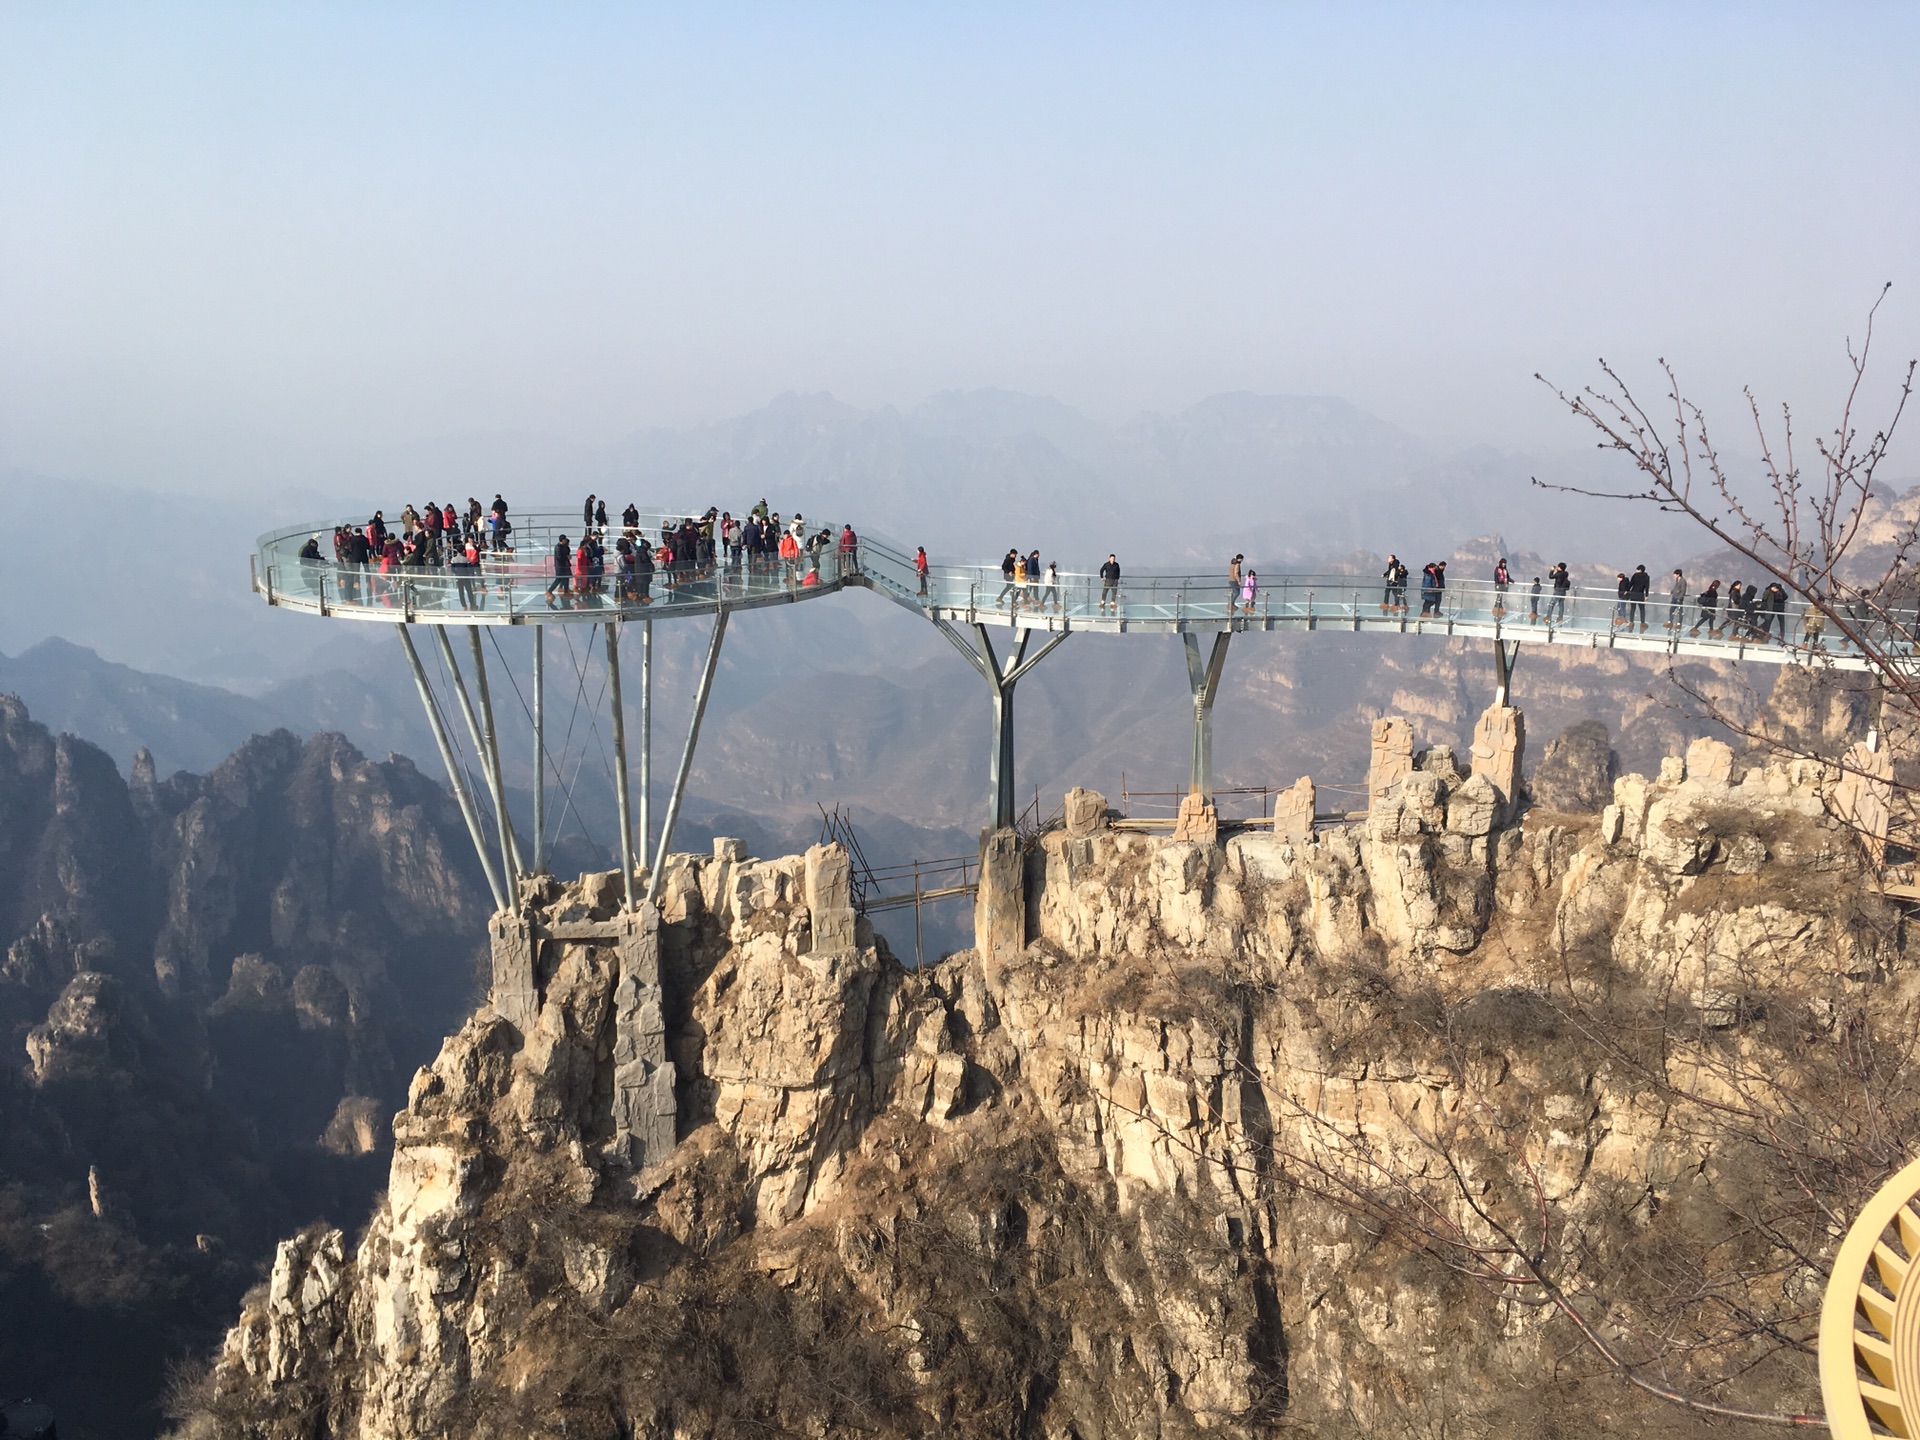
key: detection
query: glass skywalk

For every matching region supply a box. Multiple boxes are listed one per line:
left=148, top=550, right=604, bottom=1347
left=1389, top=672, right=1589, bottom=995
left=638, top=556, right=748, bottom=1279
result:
left=256, top=512, right=1883, bottom=671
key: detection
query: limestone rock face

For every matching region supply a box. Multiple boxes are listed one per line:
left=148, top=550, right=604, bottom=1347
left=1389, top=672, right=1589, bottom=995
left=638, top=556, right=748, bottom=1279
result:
left=25, top=970, right=125, bottom=1084
left=0, top=698, right=505, bottom=1440
left=1685, top=735, right=1735, bottom=786
left=974, top=827, right=1026, bottom=961
left=803, top=842, right=857, bottom=951
left=1828, top=740, right=1893, bottom=864
left=1469, top=703, right=1524, bottom=818
left=188, top=751, right=1888, bottom=1440
left=1063, top=786, right=1110, bottom=839
left=1273, top=775, right=1315, bottom=841
left=1368, top=716, right=1415, bottom=804
left=1531, top=719, right=1616, bottom=812
left=1171, top=790, right=1219, bottom=843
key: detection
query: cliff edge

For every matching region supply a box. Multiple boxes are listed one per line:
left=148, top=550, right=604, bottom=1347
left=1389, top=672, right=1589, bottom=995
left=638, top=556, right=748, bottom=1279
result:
left=173, top=725, right=1907, bottom=1438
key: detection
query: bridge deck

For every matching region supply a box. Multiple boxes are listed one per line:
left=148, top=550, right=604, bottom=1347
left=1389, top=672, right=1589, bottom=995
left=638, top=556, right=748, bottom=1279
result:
left=258, top=511, right=1884, bottom=671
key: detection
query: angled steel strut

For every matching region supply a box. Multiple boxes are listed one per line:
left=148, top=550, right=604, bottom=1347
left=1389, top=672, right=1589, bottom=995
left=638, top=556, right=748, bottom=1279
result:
left=394, top=625, right=508, bottom=913
left=1493, top=638, right=1520, bottom=707
left=429, top=628, right=522, bottom=893
left=646, top=608, right=730, bottom=906
left=934, top=619, right=1070, bottom=830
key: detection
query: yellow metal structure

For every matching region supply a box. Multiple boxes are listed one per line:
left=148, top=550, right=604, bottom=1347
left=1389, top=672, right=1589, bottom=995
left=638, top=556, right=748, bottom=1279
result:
left=1823, top=1155, right=1920, bottom=1437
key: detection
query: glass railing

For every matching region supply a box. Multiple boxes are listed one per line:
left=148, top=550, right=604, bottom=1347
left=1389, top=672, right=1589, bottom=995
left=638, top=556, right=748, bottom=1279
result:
left=256, top=511, right=857, bottom=621
left=258, top=515, right=1897, bottom=663
left=854, top=537, right=1896, bottom=661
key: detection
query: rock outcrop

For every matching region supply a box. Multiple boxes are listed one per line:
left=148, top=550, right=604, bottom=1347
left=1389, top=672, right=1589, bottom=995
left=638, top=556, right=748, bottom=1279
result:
left=180, top=712, right=1900, bottom=1438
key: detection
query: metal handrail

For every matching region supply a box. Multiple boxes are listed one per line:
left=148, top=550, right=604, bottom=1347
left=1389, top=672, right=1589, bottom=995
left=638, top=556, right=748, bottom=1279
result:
left=256, top=511, right=1902, bottom=667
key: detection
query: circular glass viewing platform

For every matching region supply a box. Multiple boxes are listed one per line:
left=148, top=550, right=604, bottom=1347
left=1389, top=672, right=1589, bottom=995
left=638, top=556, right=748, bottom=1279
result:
left=253, top=511, right=857, bottom=625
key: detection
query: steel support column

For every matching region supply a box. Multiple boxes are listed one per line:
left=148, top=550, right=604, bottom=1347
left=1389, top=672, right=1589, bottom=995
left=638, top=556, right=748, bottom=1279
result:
left=1182, top=631, right=1231, bottom=798
left=638, top=617, right=652, bottom=869
left=646, top=609, right=729, bottom=906
left=395, top=625, right=508, bottom=912
left=604, top=622, right=637, bottom=911
left=532, top=627, right=547, bottom=875
left=933, top=619, right=1070, bottom=830
left=1493, top=638, right=1520, bottom=707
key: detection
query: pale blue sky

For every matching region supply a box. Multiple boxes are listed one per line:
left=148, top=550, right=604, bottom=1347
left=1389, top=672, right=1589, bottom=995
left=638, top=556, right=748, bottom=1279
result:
left=2, top=3, right=1916, bottom=493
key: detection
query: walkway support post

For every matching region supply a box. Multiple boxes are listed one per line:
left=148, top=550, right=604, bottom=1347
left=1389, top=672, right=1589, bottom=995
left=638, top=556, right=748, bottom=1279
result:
left=604, top=622, right=637, bottom=911
left=933, top=619, right=1070, bottom=830
left=639, top=617, right=652, bottom=870
left=646, top=608, right=729, bottom=906
left=395, top=625, right=508, bottom=913
left=1493, top=638, right=1520, bottom=707
left=532, top=626, right=546, bottom=875
left=1183, top=631, right=1231, bottom=798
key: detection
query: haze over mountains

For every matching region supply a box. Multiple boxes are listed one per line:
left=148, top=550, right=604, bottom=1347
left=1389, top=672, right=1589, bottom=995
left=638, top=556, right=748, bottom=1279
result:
left=1, top=387, right=1692, bottom=692
left=0, top=385, right=1818, bottom=905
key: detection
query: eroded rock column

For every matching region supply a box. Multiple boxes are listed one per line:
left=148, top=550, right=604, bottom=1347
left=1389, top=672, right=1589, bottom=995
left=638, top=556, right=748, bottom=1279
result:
left=975, top=828, right=1026, bottom=961
left=611, top=905, right=675, bottom=1168
left=488, top=913, right=537, bottom=1034
left=1469, top=704, right=1526, bottom=821
left=1273, top=775, right=1315, bottom=841
left=1368, top=716, right=1414, bottom=807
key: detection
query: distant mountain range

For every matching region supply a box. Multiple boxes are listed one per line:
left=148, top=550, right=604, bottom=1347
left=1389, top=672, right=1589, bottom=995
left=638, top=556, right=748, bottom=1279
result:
left=598, top=387, right=1694, bottom=568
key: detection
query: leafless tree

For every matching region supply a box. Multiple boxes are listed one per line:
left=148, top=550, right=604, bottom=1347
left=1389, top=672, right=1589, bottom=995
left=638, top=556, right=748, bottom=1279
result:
left=1534, top=287, right=1919, bottom=832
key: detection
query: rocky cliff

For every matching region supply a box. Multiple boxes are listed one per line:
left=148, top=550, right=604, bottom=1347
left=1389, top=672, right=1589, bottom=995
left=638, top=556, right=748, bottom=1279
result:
left=174, top=702, right=1907, bottom=1438
left=0, top=696, right=492, bottom=1439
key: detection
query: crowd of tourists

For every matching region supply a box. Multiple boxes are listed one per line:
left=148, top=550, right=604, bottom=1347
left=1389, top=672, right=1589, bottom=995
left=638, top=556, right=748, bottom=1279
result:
left=298, top=494, right=863, bottom=610
left=1374, top=553, right=1807, bottom=643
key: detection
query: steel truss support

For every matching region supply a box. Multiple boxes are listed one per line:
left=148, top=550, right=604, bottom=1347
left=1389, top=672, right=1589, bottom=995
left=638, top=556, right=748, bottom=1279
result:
left=645, top=609, right=730, bottom=906
left=1492, top=638, right=1521, bottom=707
left=604, top=623, right=637, bottom=911
left=934, top=620, right=1070, bottom=829
left=1183, top=631, right=1231, bottom=798
left=395, top=625, right=509, bottom=913
left=431, top=629, right=523, bottom=893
